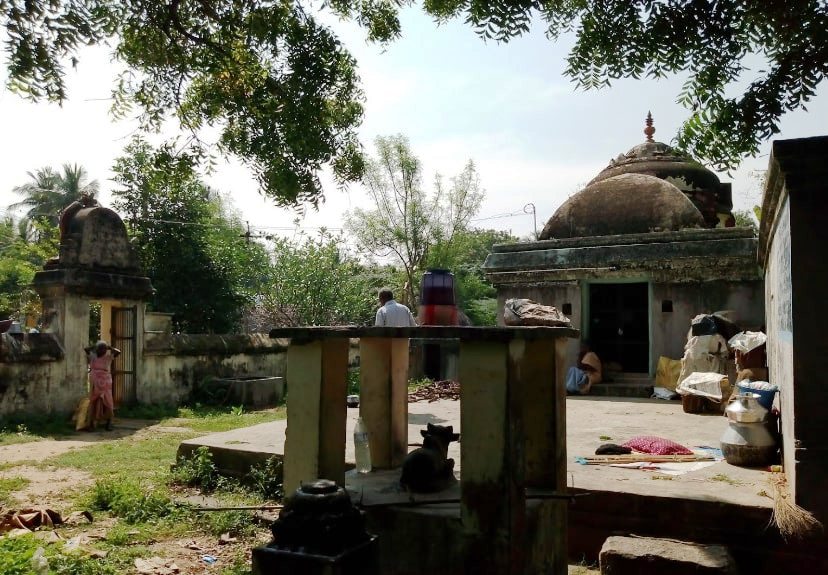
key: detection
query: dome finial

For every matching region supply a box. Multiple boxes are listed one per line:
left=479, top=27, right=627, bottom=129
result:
left=644, top=111, right=655, bottom=142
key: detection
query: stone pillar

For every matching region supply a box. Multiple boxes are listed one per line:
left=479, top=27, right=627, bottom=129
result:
left=39, top=292, right=90, bottom=412
left=459, top=336, right=568, bottom=575
left=359, top=337, right=409, bottom=469
left=283, top=338, right=349, bottom=494
left=459, top=339, right=526, bottom=575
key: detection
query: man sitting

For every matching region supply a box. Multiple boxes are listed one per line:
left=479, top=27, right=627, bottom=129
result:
left=566, top=341, right=602, bottom=395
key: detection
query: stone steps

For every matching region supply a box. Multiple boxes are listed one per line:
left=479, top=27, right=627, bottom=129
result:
left=590, top=373, right=654, bottom=398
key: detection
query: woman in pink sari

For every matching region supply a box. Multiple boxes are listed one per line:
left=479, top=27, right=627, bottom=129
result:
left=84, top=341, right=121, bottom=431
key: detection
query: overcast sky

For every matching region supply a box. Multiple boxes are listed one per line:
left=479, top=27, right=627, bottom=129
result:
left=1, top=7, right=826, bottom=240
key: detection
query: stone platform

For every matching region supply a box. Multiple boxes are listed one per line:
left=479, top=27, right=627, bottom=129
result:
left=180, top=397, right=770, bottom=507
left=178, top=397, right=821, bottom=572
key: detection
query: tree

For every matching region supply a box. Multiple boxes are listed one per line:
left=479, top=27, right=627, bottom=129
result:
left=345, top=135, right=484, bottom=306
left=330, top=1, right=828, bottom=171
left=2, top=0, right=364, bottom=206
left=112, top=138, right=270, bottom=333
left=248, top=231, right=381, bottom=329
left=733, top=209, right=758, bottom=233
left=0, top=217, right=58, bottom=319
left=10, top=164, right=99, bottom=230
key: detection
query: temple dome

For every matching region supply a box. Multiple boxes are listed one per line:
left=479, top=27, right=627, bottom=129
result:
left=590, top=140, right=721, bottom=195
left=584, top=113, right=724, bottom=226
left=539, top=173, right=705, bottom=239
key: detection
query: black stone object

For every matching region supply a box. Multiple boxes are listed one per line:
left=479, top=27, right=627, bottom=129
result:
left=252, top=479, right=378, bottom=575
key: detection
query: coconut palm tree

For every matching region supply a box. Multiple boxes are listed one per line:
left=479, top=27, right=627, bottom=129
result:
left=10, top=164, right=100, bottom=229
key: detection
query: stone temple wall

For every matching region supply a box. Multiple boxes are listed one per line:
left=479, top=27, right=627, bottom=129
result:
left=0, top=331, right=287, bottom=417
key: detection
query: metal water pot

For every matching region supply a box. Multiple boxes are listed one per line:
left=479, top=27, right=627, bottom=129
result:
left=721, top=394, right=777, bottom=466
left=724, top=393, right=767, bottom=423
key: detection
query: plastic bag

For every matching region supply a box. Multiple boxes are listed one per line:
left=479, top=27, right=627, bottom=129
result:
left=677, top=372, right=728, bottom=401
left=727, top=331, right=767, bottom=353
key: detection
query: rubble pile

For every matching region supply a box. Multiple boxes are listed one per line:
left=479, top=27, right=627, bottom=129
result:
left=408, top=380, right=460, bottom=403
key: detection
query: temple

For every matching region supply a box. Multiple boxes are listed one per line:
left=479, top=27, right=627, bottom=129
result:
left=484, top=114, right=764, bottom=382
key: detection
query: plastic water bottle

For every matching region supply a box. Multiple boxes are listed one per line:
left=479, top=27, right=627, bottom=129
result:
left=354, top=417, right=372, bottom=473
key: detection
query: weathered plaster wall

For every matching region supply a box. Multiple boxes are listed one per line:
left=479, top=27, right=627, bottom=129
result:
left=764, top=196, right=795, bottom=491
left=759, top=135, right=828, bottom=524
left=0, top=334, right=68, bottom=416
left=141, top=334, right=287, bottom=406
left=652, top=281, right=765, bottom=364
left=1, top=330, right=287, bottom=416
left=491, top=280, right=762, bottom=375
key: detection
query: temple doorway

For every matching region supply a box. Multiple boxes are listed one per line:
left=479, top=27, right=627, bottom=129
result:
left=111, top=306, right=137, bottom=406
left=97, top=301, right=139, bottom=406
left=588, top=282, right=649, bottom=373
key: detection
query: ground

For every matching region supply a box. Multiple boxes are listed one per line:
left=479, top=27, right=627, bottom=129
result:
left=0, top=403, right=602, bottom=574
left=0, top=406, right=285, bottom=575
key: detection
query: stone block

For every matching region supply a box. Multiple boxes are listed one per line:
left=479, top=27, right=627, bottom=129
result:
left=599, top=536, right=736, bottom=575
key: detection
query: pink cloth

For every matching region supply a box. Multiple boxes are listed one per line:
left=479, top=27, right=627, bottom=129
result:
left=622, top=436, right=693, bottom=456
left=88, top=352, right=114, bottom=421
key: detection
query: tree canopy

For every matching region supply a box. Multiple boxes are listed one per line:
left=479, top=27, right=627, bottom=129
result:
left=340, top=1, right=828, bottom=170
left=112, top=138, right=271, bottom=333
left=10, top=164, right=99, bottom=231
left=248, top=231, right=381, bottom=329
left=5, top=2, right=821, bottom=201
left=3, top=0, right=364, bottom=206
left=345, top=134, right=484, bottom=306
left=0, top=217, right=57, bottom=319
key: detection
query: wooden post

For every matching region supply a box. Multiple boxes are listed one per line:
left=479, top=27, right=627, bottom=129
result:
left=459, top=339, right=526, bottom=575
left=359, top=337, right=409, bottom=468
left=283, top=338, right=349, bottom=494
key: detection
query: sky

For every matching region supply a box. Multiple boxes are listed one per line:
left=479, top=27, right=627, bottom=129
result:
left=1, top=7, right=826, bottom=241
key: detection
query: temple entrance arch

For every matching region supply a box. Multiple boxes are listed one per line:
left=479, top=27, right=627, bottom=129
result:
left=33, top=198, right=152, bottom=410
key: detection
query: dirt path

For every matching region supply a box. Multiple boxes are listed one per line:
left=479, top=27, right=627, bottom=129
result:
left=0, top=465, right=94, bottom=510
left=0, top=420, right=193, bottom=465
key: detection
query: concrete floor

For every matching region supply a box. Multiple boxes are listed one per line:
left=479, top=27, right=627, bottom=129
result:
left=181, top=396, right=773, bottom=510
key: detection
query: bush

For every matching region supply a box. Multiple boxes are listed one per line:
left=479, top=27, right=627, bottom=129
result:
left=90, top=479, right=177, bottom=523
left=0, top=534, right=40, bottom=575
left=49, top=553, right=119, bottom=575
left=346, top=368, right=360, bottom=396
left=248, top=456, right=284, bottom=500
left=170, top=446, right=223, bottom=491
left=199, top=510, right=257, bottom=538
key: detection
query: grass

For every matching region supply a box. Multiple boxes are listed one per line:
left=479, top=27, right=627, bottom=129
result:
left=0, top=530, right=161, bottom=575
left=117, top=403, right=287, bottom=433
left=220, top=551, right=254, bottom=575
left=407, top=377, right=433, bottom=393
left=710, top=473, right=743, bottom=486
left=171, top=405, right=285, bottom=433
left=47, top=432, right=197, bottom=484
left=3, top=403, right=281, bottom=574
left=0, top=476, right=30, bottom=506
left=0, top=417, right=74, bottom=446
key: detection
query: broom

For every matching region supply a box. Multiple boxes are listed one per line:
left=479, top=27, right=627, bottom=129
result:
left=769, top=474, right=823, bottom=540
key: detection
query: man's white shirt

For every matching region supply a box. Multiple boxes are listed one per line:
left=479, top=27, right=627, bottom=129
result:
left=375, top=300, right=417, bottom=327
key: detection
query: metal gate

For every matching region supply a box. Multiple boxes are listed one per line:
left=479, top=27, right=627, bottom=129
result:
left=111, top=306, right=137, bottom=406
